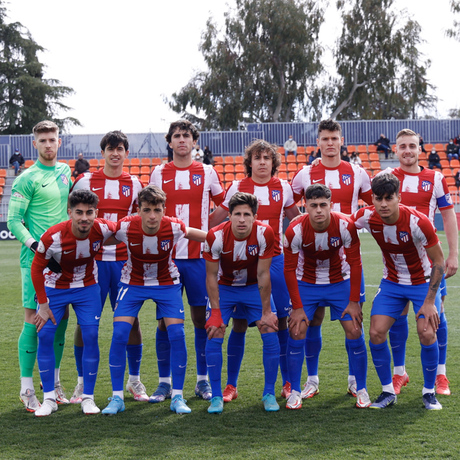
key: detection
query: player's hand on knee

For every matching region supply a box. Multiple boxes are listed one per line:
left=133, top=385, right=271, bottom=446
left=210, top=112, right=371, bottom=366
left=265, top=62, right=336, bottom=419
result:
left=34, top=301, right=56, bottom=332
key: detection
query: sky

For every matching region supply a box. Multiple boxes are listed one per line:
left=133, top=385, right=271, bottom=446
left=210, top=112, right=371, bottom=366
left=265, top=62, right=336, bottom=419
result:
left=4, top=0, right=460, bottom=135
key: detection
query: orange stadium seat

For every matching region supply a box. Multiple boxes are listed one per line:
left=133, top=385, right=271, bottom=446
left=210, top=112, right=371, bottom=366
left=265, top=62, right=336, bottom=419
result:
left=418, top=152, right=426, bottom=160
left=369, top=153, right=379, bottom=161
left=58, top=159, right=67, bottom=164
left=347, top=145, right=356, bottom=154
left=140, top=175, right=150, bottom=186
left=100, top=159, right=105, bottom=167
left=357, top=145, right=368, bottom=154
left=123, top=159, right=129, bottom=167
left=151, top=158, right=162, bottom=166
left=0, top=178, right=5, bottom=187
left=141, top=158, right=151, bottom=166
left=368, top=145, right=377, bottom=154
left=25, top=160, right=34, bottom=168
left=140, top=166, right=151, bottom=175
left=425, top=143, right=433, bottom=152
left=419, top=160, right=428, bottom=168
left=361, top=161, right=370, bottom=170
left=235, top=164, right=245, bottom=173
left=434, top=143, right=446, bottom=152
left=297, top=154, right=307, bottom=164
left=451, top=159, right=460, bottom=168
left=235, top=156, right=244, bottom=164
left=438, top=151, right=447, bottom=160
left=287, top=163, right=298, bottom=172
left=218, top=173, right=224, bottom=182
left=89, top=159, right=99, bottom=168
left=358, top=153, right=369, bottom=162
left=214, top=164, right=224, bottom=174
left=277, top=147, right=284, bottom=154
left=235, top=173, right=245, bottom=180
left=214, top=157, right=223, bottom=165
left=0, top=169, right=7, bottom=178
left=224, top=173, right=235, bottom=182
left=440, top=160, right=450, bottom=169
left=370, top=161, right=381, bottom=170
left=306, top=146, right=315, bottom=154
left=288, top=171, right=296, bottom=181
left=224, top=165, right=234, bottom=173
left=278, top=164, right=287, bottom=172
left=445, top=176, right=456, bottom=187
left=297, top=146, right=305, bottom=154
left=278, top=171, right=288, bottom=180
left=130, top=166, right=140, bottom=175
left=286, top=155, right=296, bottom=163
left=68, top=159, right=76, bottom=168
left=122, top=167, right=129, bottom=173
left=442, top=168, right=453, bottom=177
left=130, top=158, right=140, bottom=166
left=224, top=156, right=234, bottom=164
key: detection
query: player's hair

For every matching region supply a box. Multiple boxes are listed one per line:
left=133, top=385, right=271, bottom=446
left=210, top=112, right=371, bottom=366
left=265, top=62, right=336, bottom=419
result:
left=371, top=172, right=400, bottom=197
left=32, top=120, right=59, bottom=137
left=165, top=119, right=200, bottom=143
left=243, top=139, right=281, bottom=177
left=100, top=130, right=129, bottom=151
left=396, top=128, right=417, bottom=141
left=305, top=183, right=332, bottom=201
left=228, top=192, right=258, bottom=215
left=68, top=189, right=99, bottom=209
left=318, top=119, right=342, bottom=137
left=138, top=185, right=167, bottom=207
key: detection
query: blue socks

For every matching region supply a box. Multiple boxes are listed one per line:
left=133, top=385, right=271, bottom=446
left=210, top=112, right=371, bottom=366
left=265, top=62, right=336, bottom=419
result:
left=167, top=323, right=187, bottom=392
left=389, top=315, right=408, bottom=368
left=421, top=342, right=439, bottom=389
left=226, top=330, right=245, bottom=387
left=346, top=334, right=367, bottom=391
left=109, top=321, right=132, bottom=392
left=80, top=325, right=100, bottom=395
left=437, top=312, right=448, bottom=366
left=126, top=344, right=143, bottom=376
left=278, top=328, right=289, bottom=385
left=369, top=340, right=392, bottom=387
left=156, top=327, right=171, bottom=378
left=287, top=336, right=306, bottom=393
left=206, top=338, right=224, bottom=397
left=305, top=325, right=322, bottom=376
left=194, top=327, right=208, bottom=377
left=261, top=332, right=280, bottom=396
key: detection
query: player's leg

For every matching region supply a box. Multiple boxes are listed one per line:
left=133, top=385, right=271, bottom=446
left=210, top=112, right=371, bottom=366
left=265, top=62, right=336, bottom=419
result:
left=150, top=319, right=172, bottom=403
left=436, top=277, right=450, bottom=395
left=224, top=317, right=246, bottom=402
left=53, top=305, right=69, bottom=404
left=303, top=307, right=324, bottom=397
left=389, top=302, right=410, bottom=394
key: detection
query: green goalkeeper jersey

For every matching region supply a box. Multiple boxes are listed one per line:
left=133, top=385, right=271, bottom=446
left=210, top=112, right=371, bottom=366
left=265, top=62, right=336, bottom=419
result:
left=7, top=160, right=71, bottom=268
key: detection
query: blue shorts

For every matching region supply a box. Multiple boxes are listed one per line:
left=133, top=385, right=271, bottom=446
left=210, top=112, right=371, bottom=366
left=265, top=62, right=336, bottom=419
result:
left=318, top=270, right=365, bottom=307
left=41, top=284, right=102, bottom=329
left=270, top=254, right=290, bottom=318
left=97, top=260, right=124, bottom=311
left=440, top=275, right=447, bottom=298
left=207, top=284, right=276, bottom=326
left=174, top=258, right=207, bottom=306
left=296, top=279, right=353, bottom=321
left=114, top=283, right=185, bottom=320
left=371, top=279, right=441, bottom=319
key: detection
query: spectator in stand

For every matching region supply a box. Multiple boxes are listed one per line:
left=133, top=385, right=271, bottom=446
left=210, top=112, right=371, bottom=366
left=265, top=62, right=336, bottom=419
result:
left=341, top=146, right=350, bottom=162
left=455, top=170, right=460, bottom=188
left=454, top=134, right=460, bottom=146
left=428, top=149, right=442, bottom=170
left=446, top=139, right=459, bottom=161
left=10, top=148, right=25, bottom=176
left=193, top=145, right=204, bottom=162
left=72, top=153, right=90, bottom=179
left=284, top=135, right=298, bottom=158
left=203, top=146, right=213, bottom=165
left=418, top=134, right=427, bottom=153
left=350, top=151, right=362, bottom=166
left=375, top=134, right=392, bottom=159
left=307, top=150, right=316, bottom=165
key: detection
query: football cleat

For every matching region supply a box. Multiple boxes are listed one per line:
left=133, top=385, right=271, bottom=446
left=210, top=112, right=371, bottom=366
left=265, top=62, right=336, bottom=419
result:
left=369, top=392, right=397, bottom=409
left=81, top=398, right=100, bottom=415
left=170, top=395, right=191, bottom=414
left=392, top=372, right=409, bottom=395
left=208, top=396, right=224, bottom=414
left=435, top=375, right=451, bottom=396
left=301, top=380, right=319, bottom=399
left=54, top=383, right=69, bottom=404
left=356, top=389, right=371, bottom=408
left=423, top=392, right=442, bottom=410
left=102, top=396, right=125, bottom=415
left=20, top=389, right=41, bottom=412
left=286, top=390, right=302, bottom=410
left=222, top=384, right=238, bottom=403
left=35, top=399, right=58, bottom=417
left=281, top=382, right=292, bottom=399
left=195, top=380, right=212, bottom=400
left=126, top=380, right=149, bottom=402
left=70, top=383, right=84, bottom=404
left=262, top=393, right=280, bottom=412
left=149, top=382, right=172, bottom=403
left=347, top=380, right=357, bottom=397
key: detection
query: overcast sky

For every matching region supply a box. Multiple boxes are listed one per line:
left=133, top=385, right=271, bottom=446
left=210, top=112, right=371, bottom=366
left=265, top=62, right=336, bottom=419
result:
left=5, top=0, right=460, bottom=135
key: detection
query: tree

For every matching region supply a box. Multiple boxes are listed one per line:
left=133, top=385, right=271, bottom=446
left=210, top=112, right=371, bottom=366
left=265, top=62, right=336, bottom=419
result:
left=328, top=0, right=436, bottom=120
left=447, top=0, right=460, bottom=40
left=0, top=2, right=80, bottom=134
left=169, top=0, right=326, bottom=130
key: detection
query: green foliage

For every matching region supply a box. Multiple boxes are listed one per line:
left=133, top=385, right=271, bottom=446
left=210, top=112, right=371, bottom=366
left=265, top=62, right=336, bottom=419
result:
left=447, top=0, right=460, bottom=40
left=0, top=1, right=80, bottom=134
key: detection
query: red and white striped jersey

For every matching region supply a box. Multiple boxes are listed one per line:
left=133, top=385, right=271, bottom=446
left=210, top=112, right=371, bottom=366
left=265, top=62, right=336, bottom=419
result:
left=114, top=215, right=187, bottom=286
left=221, top=176, right=296, bottom=256
left=203, top=220, right=274, bottom=287
left=31, top=219, right=116, bottom=303
left=72, top=170, right=143, bottom=261
left=352, top=204, right=439, bottom=285
left=283, top=213, right=362, bottom=308
left=149, top=161, right=225, bottom=259
left=291, top=161, right=372, bottom=213
left=380, top=166, right=453, bottom=223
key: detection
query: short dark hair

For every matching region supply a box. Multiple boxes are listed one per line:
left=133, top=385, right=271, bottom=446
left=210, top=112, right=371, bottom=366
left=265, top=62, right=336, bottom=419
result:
left=243, top=139, right=281, bottom=177
left=68, top=189, right=99, bottom=209
left=305, top=183, right=332, bottom=201
left=318, top=119, right=342, bottom=137
left=138, top=185, right=167, bottom=207
left=371, top=173, right=400, bottom=197
left=100, top=130, right=129, bottom=151
left=228, top=192, right=258, bottom=215
left=165, top=120, right=200, bottom=143
left=33, top=120, right=59, bottom=137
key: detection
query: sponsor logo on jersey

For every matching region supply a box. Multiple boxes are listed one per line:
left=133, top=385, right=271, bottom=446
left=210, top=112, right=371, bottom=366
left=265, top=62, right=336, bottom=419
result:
left=13, top=191, right=24, bottom=198
left=399, top=231, right=410, bottom=243
left=330, top=236, right=341, bottom=248
left=421, top=180, right=432, bottom=192
left=161, top=239, right=171, bottom=251
left=193, top=174, right=202, bottom=186
left=446, top=193, right=453, bottom=205
left=122, top=185, right=131, bottom=197
left=342, top=174, right=352, bottom=186
left=61, top=174, right=69, bottom=186
left=247, top=244, right=258, bottom=256
left=92, top=240, right=102, bottom=252
left=271, top=190, right=281, bottom=202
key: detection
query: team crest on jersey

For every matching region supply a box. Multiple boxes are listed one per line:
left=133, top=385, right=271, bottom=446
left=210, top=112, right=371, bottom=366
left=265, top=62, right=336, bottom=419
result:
left=92, top=240, right=102, bottom=252
left=399, top=231, right=410, bottom=243
left=271, top=190, right=281, bottom=202
left=247, top=245, right=258, bottom=256
left=330, top=236, right=341, bottom=248
left=342, top=174, right=351, bottom=186
left=60, top=174, right=69, bottom=186
left=161, top=239, right=171, bottom=251
left=193, top=174, right=202, bottom=186
left=421, top=180, right=432, bottom=192
left=122, top=185, right=131, bottom=197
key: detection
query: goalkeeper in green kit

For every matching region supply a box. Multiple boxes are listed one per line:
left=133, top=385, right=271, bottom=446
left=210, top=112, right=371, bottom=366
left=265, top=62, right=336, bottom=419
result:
left=7, top=121, right=72, bottom=412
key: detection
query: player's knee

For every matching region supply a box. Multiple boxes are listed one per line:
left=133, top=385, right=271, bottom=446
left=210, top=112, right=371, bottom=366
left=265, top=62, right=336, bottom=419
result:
left=232, top=318, right=248, bottom=333
left=417, top=328, right=437, bottom=346
left=369, top=326, right=386, bottom=344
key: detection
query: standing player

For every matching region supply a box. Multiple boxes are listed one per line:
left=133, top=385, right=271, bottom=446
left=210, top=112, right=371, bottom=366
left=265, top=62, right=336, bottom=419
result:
left=284, top=184, right=370, bottom=410
left=101, top=185, right=206, bottom=415
left=380, top=129, right=458, bottom=396
left=353, top=173, right=444, bottom=410
left=204, top=192, right=280, bottom=414
left=291, top=119, right=372, bottom=398
left=71, top=131, right=145, bottom=403
left=31, top=190, right=116, bottom=416
left=209, top=139, right=299, bottom=401
left=149, top=120, right=225, bottom=402
left=7, top=120, right=72, bottom=411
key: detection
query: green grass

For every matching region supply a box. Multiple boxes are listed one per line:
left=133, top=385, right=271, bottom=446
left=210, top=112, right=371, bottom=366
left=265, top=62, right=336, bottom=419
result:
left=1, top=234, right=459, bottom=459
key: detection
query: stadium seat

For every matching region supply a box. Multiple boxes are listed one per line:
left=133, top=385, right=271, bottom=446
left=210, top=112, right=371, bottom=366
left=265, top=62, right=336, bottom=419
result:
left=224, top=165, right=234, bottom=173
left=278, top=171, right=288, bottom=180
left=297, top=146, right=305, bottom=154
left=418, top=152, right=426, bottom=160
left=306, top=146, right=315, bottom=154
left=122, top=167, right=129, bottom=173
left=100, top=159, right=105, bottom=167
left=278, top=164, right=287, bottom=172
left=25, top=160, right=34, bottom=168
left=0, top=178, right=5, bottom=186
left=235, top=156, right=244, bottom=164
left=130, top=166, right=140, bottom=175
left=434, top=143, right=446, bottom=152
left=286, top=155, right=296, bottom=163
left=218, top=173, right=224, bottom=182
left=357, top=145, right=368, bottom=154
left=369, top=153, right=379, bottom=161
left=224, top=173, right=235, bottom=182
left=235, top=164, right=245, bottom=173
left=445, top=176, right=456, bottom=187
left=440, top=160, right=450, bottom=169
left=277, top=147, right=284, bottom=154
left=141, top=158, right=151, bottom=166
left=151, top=158, right=162, bottom=166
left=451, top=159, right=460, bottom=168
left=58, top=159, right=67, bottom=164
left=442, top=168, right=453, bottom=178
left=287, top=163, right=298, bottom=172
left=370, top=161, right=381, bottom=170
left=347, top=145, right=356, bottom=154
left=368, top=145, right=377, bottom=153
left=359, top=153, right=369, bottom=161
left=419, top=160, right=428, bottom=167
left=89, top=159, right=99, bottom=168
left=297, top=154, right=307, bottom=164
left=214, top=157, right=223, bottom=165
left=235, top=173, right=245, bottom=180
left=224, top=156, right=234, bottom=164
left=425, top=143, right=433, bottom=152
left=361, top=161, right=371, bottom=170
left=123, top=159, right=129, bottom=167
left=130, top=158, right=140, bottom=166
left=288, top=171, right=296, bottom=181
left=140, top=166, right=151, bottom=175
left=214, top=164, right=224, bottom=174
left=68, top=159, right=76, bottom=168
left=140, top=175, right=150, bottom=186
left=438, top=151, right=447, bottom=160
